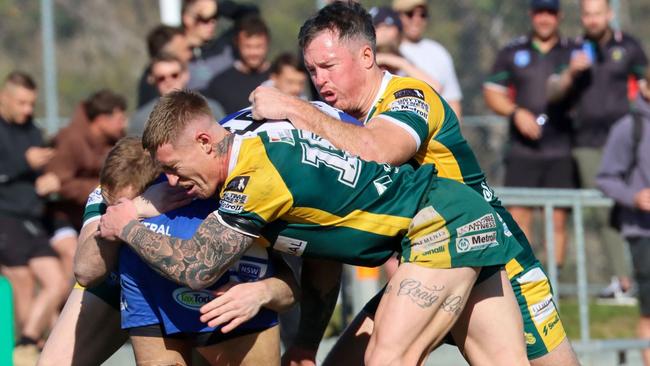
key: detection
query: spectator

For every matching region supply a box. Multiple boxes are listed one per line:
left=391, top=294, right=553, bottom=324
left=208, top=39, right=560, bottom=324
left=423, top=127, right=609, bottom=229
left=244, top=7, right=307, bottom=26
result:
left=392, top=0, right=463, bottom=119
left=46, top=89, right=127, bottom=253
left=0, top=71, right=67, bottom=366
left=130, top=53, right=225, bottom=136
left=597, top=67, right=650, bottom=365
left=203, top=15, right=271, bottom=114
left=263, top=52, right=307, bottom=99
left=370, top=6, right=440, bottom=91
left=137, top=25, right=193, bottom=108
left=183, top=0, right=259, bottom=91
left=549, top=0, right=648, bottom=300
left=484, top=0, right=576, bottom=269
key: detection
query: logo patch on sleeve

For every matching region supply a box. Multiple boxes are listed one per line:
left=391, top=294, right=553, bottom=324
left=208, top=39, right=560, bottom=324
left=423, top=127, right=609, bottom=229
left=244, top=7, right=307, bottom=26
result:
left=86, top=187, right=104, bottom=207
left=393, top=88, right=425, bottom=100
left=455, top=231, right=498, bottom=253
left=267, top=130, right=295, bottom=145
left=220, top=191, right=248, bottom=213
left=389, top=97, right=430, bottom=121
left=225, top=176, right=250, bottom=193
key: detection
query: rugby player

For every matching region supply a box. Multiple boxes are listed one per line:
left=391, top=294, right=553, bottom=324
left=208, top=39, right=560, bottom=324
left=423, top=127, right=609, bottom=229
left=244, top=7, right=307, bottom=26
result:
left=98, top=90, right=527, bottom=365
left=247, top=2, right=579, bottom=365
left=39, top=137, right=298, bottom=366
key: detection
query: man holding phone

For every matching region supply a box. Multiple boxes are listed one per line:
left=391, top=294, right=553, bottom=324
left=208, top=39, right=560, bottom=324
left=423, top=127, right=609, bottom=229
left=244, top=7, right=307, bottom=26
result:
left=549, top=0, right=648, bottom=301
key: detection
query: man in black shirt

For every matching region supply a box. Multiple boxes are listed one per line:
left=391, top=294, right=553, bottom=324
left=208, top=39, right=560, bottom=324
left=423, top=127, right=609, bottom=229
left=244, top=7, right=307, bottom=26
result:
left=0, top=71, right=67, bottom=365
left=549, top=0, right=648, bottom=299
left=484, top=0, right=576, bottom=269
left=203, top=15, right=271, bottom=114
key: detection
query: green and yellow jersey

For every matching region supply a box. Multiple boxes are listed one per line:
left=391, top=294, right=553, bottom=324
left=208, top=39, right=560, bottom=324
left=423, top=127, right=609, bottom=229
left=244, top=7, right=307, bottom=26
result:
left=365, top=72, right=538, bottom=277
left=216, top=130, right=520, bottom=269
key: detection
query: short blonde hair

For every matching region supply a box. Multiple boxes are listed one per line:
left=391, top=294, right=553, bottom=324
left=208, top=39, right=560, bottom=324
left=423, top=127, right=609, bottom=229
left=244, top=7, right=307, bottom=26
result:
left=100, top=137, right=162, bottom=197
left=142, top=89, right=213, bottom=154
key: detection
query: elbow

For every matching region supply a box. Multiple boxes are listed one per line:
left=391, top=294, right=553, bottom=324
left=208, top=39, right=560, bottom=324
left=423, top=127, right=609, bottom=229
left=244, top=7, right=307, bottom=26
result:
left=74, top=265, right=103, bottom=288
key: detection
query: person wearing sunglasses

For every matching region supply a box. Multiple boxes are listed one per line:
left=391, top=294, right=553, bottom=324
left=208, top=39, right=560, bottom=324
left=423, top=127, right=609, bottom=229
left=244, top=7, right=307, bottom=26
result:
left=130, top=53, right=225, bottom=137
left=392, top=0, right=463, bottom=120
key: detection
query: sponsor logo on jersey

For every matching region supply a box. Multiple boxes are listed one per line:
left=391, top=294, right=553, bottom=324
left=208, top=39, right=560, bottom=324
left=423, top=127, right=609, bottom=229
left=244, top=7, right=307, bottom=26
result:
left=480, top=181, right=494, bottom=201
left=172, top=288, right=215, bottom=310
left=393, top=88, right=425, bottom=100
left=531, top=296, right=556, bottom=325
left=525, top=332, right=537, bottom=345
left=373, top=175, right=393, bottom=195
left=542, top=315, right=560, bottom=337
left=514, top=49, right=531, bottom=68
left=267, top=129, right=295, bottom=145
left=86, top=186, right=103, bottom=207
left=455, top=231, right=498, bottom=253
left=143, top=222, right=171, bottom=236
left=456, top=213, right=497, bottom=236
left=409, top=206, right=442, bottom=231
left=220, top=191, right=248, bottom=214
left=412, top=228, right=450, bottom=255
left=225, top=176, right=250, bottom=193
left=389, top=97, right=430, bottom=121
left=274, top=236, right=307, bottom=256
left=238, top=262, right=261, bottom=281
left=495, top=213, right=513, bottom=237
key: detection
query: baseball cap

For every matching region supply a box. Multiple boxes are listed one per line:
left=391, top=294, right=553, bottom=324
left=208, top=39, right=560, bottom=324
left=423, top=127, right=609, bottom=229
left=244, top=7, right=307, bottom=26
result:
left=369, top=7, right=402, bottom=30
left=530, top=0, right=560, bottom=11
left=392, top=0, right=427, bottom=13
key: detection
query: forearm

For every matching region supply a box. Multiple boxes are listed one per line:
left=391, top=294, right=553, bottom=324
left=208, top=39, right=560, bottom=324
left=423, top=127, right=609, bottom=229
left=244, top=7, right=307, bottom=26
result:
left=483, top=86, right=516, bottom=117
left=293, top=259, right=342, bottom=351
left=287, top=101, right=399, bottom=163
left=74, top=223, right=119, bottom=287
left=118, top=215, right=254, bottom=290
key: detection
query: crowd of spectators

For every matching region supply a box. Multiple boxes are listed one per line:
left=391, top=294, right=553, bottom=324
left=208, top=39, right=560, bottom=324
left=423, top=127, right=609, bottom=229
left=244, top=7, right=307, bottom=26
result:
left=1, top=0, right=649, bottom=365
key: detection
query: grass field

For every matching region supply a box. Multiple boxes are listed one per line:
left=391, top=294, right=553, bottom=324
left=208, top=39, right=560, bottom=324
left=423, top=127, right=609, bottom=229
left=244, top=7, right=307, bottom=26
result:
left=559, top=299, right=640, bottom=339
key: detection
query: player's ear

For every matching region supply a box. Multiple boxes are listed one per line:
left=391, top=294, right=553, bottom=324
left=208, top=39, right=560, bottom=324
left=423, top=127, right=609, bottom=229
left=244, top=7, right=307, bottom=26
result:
left=361, top=44, right=375, bottom=69
left=196, top=132, right=213, bottom=154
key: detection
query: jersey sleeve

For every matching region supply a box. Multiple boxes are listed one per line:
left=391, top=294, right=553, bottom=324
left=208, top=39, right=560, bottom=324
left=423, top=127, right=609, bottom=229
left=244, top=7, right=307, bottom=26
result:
left=82, top=186, right=106, bottom=227
left=485, top=46, right=513, bottom=90
left=627, top=36, right=648, bottom=80
left=216, top=137, right=294, bottom=237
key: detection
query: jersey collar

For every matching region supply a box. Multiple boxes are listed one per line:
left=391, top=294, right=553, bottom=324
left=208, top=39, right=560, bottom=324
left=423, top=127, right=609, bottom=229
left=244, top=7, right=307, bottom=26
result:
left=363, top=71, right=394, bottom=124
left=227, top=134, right=244, bottom=176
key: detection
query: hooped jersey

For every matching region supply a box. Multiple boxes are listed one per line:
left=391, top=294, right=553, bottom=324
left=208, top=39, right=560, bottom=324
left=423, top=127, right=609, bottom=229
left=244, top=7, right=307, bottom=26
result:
left=365, top=72, right=538, bottom=276
left=215, top=130, right=520, bottom=268
left=82, top=188, right=277, bottom=334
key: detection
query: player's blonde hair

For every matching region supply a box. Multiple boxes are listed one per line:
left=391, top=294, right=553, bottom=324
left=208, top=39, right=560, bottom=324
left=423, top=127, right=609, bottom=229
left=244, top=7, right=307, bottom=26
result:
left=100, top=136, right=162, bottom=197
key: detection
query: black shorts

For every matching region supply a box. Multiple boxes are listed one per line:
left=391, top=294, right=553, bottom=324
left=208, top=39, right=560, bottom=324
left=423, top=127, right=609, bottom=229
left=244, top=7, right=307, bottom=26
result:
left=628, top=237, right=650, bottom=315
left=0, top=215, right=57, bottom=267
left=129, top=324, right=272, bottom=348
left=504, top=155, right=577, bottom=189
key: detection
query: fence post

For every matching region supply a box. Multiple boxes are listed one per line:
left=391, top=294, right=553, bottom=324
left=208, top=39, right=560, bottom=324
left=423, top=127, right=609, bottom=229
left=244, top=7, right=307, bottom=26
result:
left=0, top=276, right=13, bottom=366
left=544, top=203, right=559, bottom=303
left=573, top=199, right=590, bottom=342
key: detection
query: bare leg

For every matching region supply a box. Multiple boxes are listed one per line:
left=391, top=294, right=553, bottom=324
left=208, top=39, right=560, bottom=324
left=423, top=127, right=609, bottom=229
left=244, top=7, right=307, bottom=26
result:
left=197, top=325, right=280, bottom=366
left=1, top=266, right=34, bottom=332
left=639, top=316, right=650, bottom=366
left=130, top=334, right=192, bottom=366
left=50, top=234, right=77, bottom=283
left=21, top=257, right=67, bottom=341
left=450, top=270, right=530, bottom=366
left=38, top=288, right=127, bottom=366
left=529, top=338, right=580, bottom=366
left=509, top=206, right=534, bottom=245
left=552, top=208, right=569, bottom=267
left=322, top=310, right=373, bottom=366
left=366, top=263, right=478, bottom=366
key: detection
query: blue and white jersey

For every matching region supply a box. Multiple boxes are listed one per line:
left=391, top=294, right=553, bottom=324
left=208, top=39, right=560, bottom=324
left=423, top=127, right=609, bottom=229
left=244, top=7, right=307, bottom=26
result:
left=120, top=198, right=277, bottom=334
left=219, top=101, right=362, bottom=133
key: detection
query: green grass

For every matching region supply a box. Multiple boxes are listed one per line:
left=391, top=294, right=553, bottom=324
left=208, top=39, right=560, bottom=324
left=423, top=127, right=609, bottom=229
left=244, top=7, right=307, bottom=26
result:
left=559, top=299, right=640, bottom=339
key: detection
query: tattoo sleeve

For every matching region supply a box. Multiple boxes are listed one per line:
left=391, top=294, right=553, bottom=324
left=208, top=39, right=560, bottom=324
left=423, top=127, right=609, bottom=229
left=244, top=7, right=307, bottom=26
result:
left=293, top=259, right=342, bottom=350
left=119, top=214, right=255, bottom=289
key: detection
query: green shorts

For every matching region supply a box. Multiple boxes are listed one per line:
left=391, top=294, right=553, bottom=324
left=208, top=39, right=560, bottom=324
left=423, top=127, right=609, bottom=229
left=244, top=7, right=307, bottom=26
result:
left=73, top=272, right=121, bottom=311
left=512, top=264, right=567, bottom=359
left=400, top=178, right=521, bottom=269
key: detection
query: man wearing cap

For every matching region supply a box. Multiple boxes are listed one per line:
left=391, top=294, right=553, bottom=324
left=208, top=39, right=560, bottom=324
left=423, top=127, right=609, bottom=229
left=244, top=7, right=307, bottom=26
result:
left=393, top=0, right=463, bottom=119
left=484, top=0, right=578, bottom=273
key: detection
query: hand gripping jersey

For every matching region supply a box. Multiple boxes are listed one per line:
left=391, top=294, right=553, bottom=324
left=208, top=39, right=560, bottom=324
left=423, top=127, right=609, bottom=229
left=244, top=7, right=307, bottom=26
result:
left=365, top=72, right=538, bottom=277
left=216, top=130, right=521, bottom=270
left=82, top=189, right=277, bottom=334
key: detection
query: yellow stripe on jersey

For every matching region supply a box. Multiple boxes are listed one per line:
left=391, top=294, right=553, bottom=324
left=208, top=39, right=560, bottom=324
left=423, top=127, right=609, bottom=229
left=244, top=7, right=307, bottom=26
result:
left=285, top=207, right=412, bottom=237
left=417, top=139, right=465, bottom=183
left=225, top=138, right=294, bottom=224
left=506, top=259, right=525, bottom=279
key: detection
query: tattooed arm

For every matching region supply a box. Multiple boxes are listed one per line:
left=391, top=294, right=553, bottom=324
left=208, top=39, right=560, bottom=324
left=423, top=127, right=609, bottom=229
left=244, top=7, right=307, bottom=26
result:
left=99, top=199, right=256, bottom=290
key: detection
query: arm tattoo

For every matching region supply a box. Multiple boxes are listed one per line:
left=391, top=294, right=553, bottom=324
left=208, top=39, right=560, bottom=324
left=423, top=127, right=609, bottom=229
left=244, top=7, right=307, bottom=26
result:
left=294, top=261, right=342, bottom=350
left=120, top=214, right=254, bottom=289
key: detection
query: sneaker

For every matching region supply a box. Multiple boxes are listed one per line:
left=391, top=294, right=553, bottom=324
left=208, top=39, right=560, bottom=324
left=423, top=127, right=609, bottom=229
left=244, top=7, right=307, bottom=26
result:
left=13, top=343, right=40, bottom=366
left=596, top=277, right=638, bottom=306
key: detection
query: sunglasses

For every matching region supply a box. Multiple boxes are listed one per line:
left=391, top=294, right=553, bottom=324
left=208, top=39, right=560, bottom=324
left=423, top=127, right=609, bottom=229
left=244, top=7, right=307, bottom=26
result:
left=153, top=72, right=181, bottom=83
left=195, top=13, right=217, bottom=24
left=404, top=8, right=428, bottom=19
